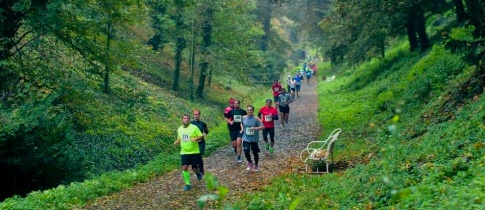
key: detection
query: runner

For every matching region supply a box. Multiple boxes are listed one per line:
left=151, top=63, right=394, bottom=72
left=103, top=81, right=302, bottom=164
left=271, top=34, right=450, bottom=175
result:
left=258, top=97, right=279, bottom=153
left=224, top=98, right=235, bottom=154
left=312, top=63, right=317, bottom=76
left=306, top=68, right=312, bottom=85
left=241, top=105, right=264, bottom=171
left=225, top=100, right=247, bottom=162
left=190, top=109, right=209, bottom=175
left=278, top=88, right=293, bottom=130
left=271, top=80, right=282, bottom=109
left=286, top=75, right=292, bottom=93
left=294, top=73, right=302, bottom=98
left=173, top=114, right=204, bottom=191
left=258, top=99, right=279, bottom=153
left=289, top=78, right=296, bottom=100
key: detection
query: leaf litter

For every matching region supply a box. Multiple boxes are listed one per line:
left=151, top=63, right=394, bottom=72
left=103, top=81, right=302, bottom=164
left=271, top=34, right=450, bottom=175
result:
left=81, top=83, right=323, bottom=210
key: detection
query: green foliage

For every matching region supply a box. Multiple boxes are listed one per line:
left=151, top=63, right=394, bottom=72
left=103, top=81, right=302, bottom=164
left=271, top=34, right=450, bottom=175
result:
left=1, top=0, right=268, bottom=206
left=0, top=153, right=179, bottom=210
left=233, top=25, right=485, bottom=208
left=196, top=173, right=230, bottom=209
left=405, top=45, right=465, bottom=104
left=449, top=26, right=476, bottom=41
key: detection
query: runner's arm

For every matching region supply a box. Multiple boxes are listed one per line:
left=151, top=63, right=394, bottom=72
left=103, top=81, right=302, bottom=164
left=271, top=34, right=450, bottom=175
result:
left=272, top=110, right=279, bottom=120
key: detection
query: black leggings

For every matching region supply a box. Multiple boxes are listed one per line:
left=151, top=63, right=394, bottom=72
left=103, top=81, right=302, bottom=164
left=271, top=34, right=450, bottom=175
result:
left=262, top=128, right=275, bottom=143
left=244, top=150, right=259, bottom=165
left=243, top=141, right=260, bottom=165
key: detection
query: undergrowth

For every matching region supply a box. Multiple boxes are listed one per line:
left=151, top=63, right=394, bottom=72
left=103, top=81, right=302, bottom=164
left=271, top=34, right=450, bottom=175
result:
left=232, top=34, right=485, bottom=209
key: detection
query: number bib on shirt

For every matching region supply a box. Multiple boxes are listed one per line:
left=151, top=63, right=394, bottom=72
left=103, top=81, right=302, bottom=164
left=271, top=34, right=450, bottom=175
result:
left=274, top=87, right=279, bottom=92
left=233, top=115, right=242, bottom=122
left=264, top=115, right=272, bottom=122
left=245, top=127, right=254, bottom=135
left=181, top=133, right=190, bottom=142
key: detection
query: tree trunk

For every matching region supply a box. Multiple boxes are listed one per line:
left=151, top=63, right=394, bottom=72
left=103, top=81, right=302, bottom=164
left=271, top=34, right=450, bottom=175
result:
left=103, top=21, right=112, bottom=94
left=453, top=0, right=467, bottom=23
left=189, top=9, right=197, bottom=101
left=258, top=0, right=272, bottom=51
left=415, top=9, right=430, bottom=51
left=380, top=41, right=385, bottom=58
left=196, top=8, right=214, bottom=98
left=208, top=66, right=212, bottom=87
left=464, top=0, right=485, bottom=37
left=406, top=12, right=419, bottom=52
left=172, top=2, right=186, bottom=91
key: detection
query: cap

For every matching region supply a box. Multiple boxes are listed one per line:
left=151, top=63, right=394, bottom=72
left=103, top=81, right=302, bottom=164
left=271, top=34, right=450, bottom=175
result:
left=229, top=98, right=235, bottom=104
left=266, top=99, right=272, bottom=103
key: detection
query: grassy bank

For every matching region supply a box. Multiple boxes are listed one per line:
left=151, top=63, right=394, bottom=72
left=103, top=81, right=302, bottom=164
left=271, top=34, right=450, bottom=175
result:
left=232, top=40, right=485, bottom=209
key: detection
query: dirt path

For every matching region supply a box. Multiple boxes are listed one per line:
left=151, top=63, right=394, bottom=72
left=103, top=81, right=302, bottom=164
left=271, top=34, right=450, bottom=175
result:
left=82, top=80, right=322, bottom=210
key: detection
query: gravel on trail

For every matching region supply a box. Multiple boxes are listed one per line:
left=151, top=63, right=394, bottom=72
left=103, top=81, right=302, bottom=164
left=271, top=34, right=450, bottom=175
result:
left=82, top=80, right=326, bottom=210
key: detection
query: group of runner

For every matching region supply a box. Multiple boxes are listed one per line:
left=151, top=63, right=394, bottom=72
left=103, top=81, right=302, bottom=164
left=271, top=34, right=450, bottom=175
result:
left=286, top=66, right=314, bottom=99
left=173, top=68, right=313, bottom=191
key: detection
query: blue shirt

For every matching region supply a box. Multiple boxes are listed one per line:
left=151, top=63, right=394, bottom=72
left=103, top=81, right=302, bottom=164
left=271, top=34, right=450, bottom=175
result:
left=294, top=76, right=302, bottom=85
left=241, top=115, right=263, bottom=142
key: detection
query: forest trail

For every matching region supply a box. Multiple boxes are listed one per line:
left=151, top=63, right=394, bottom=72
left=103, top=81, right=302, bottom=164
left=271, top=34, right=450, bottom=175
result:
left=82, top=78, right=325, bottom=209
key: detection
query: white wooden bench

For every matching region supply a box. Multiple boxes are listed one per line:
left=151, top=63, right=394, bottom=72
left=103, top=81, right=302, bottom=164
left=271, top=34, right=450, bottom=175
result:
left=299, top=128, right=342, bottom=173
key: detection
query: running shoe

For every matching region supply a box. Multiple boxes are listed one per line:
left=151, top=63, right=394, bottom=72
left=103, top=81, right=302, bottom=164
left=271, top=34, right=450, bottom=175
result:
left=183, top=185, right=192, bottom=191
left=196, top=172, right=203, bottom=180
left=246, top=162, right=253, bottom=171
left=264, top=143, right=270, bottom=151
left=269, top=147, right=274, bottom=154
left=237, top=156, right=242, bottom=163
left=252, top=165, right=259, bottom=172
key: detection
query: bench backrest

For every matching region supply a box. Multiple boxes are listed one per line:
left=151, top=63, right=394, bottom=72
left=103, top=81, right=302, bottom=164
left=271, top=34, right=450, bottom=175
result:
left=324, top=129, right=341, bottom=160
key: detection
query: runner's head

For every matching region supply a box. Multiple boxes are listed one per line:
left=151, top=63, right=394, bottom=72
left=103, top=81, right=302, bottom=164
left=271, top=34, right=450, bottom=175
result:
left=182, top=114, right=191, bottom=127
left=280, top=88, right=286, bottom=94
left=265, top=99, right=272, bottom=108
left=234, top=99, right=240, bottom=109
left=193, top=109, right=201, bottom=120
left=246, top=105, right=254, bottom=115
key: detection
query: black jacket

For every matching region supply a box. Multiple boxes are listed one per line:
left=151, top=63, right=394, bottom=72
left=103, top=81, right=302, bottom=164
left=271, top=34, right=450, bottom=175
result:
left=190, top=120, right=209, bottom=141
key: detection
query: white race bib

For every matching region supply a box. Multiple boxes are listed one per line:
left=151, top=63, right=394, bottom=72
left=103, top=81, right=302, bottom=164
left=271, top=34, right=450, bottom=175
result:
left=181, top=133, right=190, bottom=142
left=245, top=127, right=254, bottom=135
left=274, top=87, right=279, bottom=92
left=264, top=115, right=272, bottom=122
left=233, top=115, right=242, bottom=122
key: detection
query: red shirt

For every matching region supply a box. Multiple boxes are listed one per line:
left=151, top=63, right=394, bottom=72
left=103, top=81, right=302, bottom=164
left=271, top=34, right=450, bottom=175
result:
left=272, top=83, right=282, bottom=96
left=259, top=106, right=278, bottom=128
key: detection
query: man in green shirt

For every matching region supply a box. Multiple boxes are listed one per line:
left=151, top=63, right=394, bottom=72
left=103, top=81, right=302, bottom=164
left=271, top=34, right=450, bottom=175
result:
left=174, top=114, right=204, bottom=191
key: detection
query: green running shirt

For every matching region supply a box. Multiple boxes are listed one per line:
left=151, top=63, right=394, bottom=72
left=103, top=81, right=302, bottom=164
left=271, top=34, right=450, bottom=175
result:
left=177, top=124, right=203, bottom=154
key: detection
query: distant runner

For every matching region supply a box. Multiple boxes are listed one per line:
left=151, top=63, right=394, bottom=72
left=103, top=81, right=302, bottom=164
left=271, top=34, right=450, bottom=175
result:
left=278, top=88, right=293, bottom=130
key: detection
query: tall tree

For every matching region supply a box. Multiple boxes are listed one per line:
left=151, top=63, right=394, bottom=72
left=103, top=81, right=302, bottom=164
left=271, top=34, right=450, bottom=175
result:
left=464, top=0, right=485, bottom=37
left=452, top=0, right=467, bottom=23
left=171, top=0, right=187, bottom=91
left=0, top=0, right=49, bottom=76
left=256, top=0, right=273, bottom=51
left=196, top=4, right=214, bottom=98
